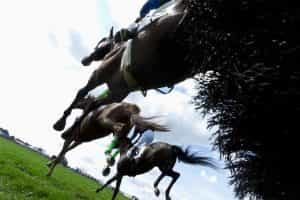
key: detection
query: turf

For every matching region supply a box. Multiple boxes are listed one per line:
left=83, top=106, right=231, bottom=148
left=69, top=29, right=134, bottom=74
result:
left=0, top=137, right=128, bottom=200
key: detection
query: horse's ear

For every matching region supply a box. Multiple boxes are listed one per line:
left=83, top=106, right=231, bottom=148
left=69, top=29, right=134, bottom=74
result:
left=109, top=26, right=114, bottom=39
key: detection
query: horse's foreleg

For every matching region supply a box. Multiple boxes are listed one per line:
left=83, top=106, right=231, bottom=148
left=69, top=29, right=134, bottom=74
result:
left=165, top=170, right=180, bottom=200
left=46, top=138, right=73, bottom=176
left=66, top=141, right=81, bottom=151
left=112, top=176, right=123, bottom=200
left=53, top=87, right=90, bottom=131
left=153, top=172, right=165, bottom=197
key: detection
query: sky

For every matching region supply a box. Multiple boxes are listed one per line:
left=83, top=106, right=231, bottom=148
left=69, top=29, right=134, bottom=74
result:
left=0, top=0, right=237, bottom=199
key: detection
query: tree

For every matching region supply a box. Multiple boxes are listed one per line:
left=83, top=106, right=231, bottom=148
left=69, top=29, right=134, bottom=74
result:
left=176, top=0, right=299, bottom=199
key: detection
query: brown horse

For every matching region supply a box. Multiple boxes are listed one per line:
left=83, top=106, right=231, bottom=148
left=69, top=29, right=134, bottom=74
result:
left=53, top=0, right=190, bottom=131
left=96, top=137, right=218, bottom=200
left=47, top=102, right=169, bottom=176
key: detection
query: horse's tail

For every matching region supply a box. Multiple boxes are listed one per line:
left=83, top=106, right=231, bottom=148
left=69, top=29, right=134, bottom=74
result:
left=172, top=146, right=218, bottom=170
left=130, top=114, right=170, bottom=132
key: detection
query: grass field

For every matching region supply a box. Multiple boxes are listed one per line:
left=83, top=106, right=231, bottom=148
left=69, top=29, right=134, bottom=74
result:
left=0, top=137, right=128, bottom=200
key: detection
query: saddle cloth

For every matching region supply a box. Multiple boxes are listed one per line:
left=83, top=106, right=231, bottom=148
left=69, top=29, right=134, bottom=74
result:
left=120, top=39, right=139, bottom=90
left=120, top=0, right=179, bottom=91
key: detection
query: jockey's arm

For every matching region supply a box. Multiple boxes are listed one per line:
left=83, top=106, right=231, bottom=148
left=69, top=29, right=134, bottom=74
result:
left=139, top=0, right=172, bottom=18
left=140, top=0, right=160, bottom=18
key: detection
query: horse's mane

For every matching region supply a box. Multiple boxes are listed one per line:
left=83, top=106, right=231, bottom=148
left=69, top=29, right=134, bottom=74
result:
left=103, top=42, right=126, bottom=61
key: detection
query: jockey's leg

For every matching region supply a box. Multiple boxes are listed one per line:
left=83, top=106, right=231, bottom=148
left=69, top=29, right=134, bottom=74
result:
left=105, top=136, right=119, bottom=166
left=105, top=136, right=119, bottom=155
left=111, top=148, right=120, bottom=158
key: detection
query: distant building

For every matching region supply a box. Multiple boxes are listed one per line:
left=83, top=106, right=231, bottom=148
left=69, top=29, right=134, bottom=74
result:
left=0, top=127, right=10, bottom=138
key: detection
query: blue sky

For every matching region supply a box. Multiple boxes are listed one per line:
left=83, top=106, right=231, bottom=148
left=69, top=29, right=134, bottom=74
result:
left=0, top=0, right=238, bottom=199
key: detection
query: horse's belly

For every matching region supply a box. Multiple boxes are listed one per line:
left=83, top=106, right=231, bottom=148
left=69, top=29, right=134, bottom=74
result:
left=79, top=113, right=110, bottom=142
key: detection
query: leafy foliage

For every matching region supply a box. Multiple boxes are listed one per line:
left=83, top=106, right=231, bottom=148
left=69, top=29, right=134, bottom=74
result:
left=176, top=0, right=300, bottom=199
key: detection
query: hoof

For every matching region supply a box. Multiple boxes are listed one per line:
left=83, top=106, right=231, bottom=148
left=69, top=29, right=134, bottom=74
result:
left=96, top=188, right=102, bottom=193
left=53, top=118, right=66, bottom=131
left=81, top=56, right=92, bottom=66
left=102, top=166, right=111, bottom=177
left=154, top=188, right=160, bottom=197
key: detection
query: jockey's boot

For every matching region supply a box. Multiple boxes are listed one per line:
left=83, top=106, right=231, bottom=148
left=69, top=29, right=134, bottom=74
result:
left=105, top=152, right=115, bottom=166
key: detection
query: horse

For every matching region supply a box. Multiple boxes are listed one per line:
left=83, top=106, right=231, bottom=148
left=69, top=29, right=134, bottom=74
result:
left=96, top=137, right=218, bottom=200
left=47, top=102, right=169, bottom=176
left=53, top=0, right=190, bottom=131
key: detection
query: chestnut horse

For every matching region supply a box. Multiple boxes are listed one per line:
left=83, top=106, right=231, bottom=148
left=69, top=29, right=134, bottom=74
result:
left=47, top=102, right=169, bottom=176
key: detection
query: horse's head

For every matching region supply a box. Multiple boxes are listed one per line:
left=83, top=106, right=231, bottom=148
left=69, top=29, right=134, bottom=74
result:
left=96, top=26, right=114, bottom=51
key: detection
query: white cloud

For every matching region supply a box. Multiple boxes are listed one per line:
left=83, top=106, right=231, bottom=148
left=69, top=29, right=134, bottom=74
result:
left=124, top=79, right=212, bottom=146
left=107, top=0, right=145, bottom=28
left=201, top=170, right=218, bottom=183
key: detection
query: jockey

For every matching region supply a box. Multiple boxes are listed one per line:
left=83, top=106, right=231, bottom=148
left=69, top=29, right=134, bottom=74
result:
left=81, top=0, right=172, bottom=66
left=104, top=124, right=155, bottom=166
left=115, top=0, right=172, bottom=41
left=104, top=125, right=140, bottom=166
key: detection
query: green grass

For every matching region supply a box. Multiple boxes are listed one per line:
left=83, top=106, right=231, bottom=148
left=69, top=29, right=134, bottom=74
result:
left=0, top=137, right=128, bottom=200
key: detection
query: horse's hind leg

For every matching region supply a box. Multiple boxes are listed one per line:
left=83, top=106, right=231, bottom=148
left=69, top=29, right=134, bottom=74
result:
left=112, top=176, right=123, bottom=200
left=153, top=173, right=165, bottom=197
left=164, top=170, right=180, bottom=200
